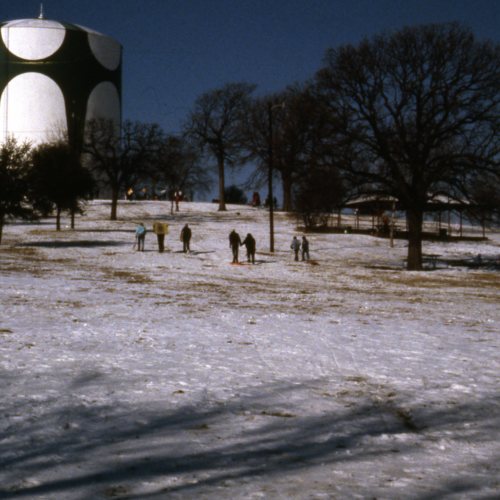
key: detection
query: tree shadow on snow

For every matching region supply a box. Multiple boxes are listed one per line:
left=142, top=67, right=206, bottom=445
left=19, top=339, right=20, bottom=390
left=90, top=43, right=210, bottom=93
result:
left=0, top=381, right=498, bottom=499
left=19, top=240, right=127, bottom=249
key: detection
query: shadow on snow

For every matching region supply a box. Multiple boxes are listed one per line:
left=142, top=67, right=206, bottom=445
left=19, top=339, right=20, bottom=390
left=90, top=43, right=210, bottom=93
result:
left=19, top=240, right=127, bottom=249
left=0, top=380, right=498, bottom=499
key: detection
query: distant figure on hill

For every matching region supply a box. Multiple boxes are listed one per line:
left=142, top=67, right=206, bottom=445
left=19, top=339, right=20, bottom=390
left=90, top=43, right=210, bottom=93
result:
left=242, top=233, right=256, bottom=264
left=175, top=190, right=182, bottom=211
left=301, top=236, right=310, bottom=261
left=290, top=236, right=300, bottom=261
left=135, top=223, right=146, bottom=251
left=265, top=195, right=277, bottom=209
left=251, top=192, right=261, bottom=207
left=180, top=223, right=192, bottom=253
left=153, top=221, right=168, bottom=253
left=229, top=230, right=242, bottom=263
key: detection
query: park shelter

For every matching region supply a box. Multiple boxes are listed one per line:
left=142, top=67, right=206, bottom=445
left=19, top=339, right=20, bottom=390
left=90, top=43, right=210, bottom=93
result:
left=345, top=194, right=484, bottom=239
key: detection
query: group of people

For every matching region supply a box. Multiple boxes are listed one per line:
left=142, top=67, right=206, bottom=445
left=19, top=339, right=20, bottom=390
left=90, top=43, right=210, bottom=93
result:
left=291, top=235, right=310, bottom=261
left=135, top=222, right=192, bottom=253
left=126, top=187, right=185, bottom=206
left=229, top=230, right=256, bottom=264
left=136, top=223, right=310, bottom=263
left=230, top=230, right=310, bottom=264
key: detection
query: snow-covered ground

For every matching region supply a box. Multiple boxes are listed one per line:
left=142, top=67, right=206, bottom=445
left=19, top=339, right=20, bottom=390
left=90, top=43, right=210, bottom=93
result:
left=1, top=200, right=499, bottom=500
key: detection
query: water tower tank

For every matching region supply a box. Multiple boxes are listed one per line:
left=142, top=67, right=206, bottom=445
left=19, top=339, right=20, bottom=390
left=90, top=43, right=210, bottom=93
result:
left=0, top=15, right=121, bottom=153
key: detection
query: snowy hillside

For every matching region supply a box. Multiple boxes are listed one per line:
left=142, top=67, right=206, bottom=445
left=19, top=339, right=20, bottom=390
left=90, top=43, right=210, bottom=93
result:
left=1, top=200, right=499, bottom=499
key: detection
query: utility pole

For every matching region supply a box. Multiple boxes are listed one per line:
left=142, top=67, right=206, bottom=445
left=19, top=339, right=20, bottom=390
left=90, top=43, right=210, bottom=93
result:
left=268, top=101, right=275, bottom=252
left=267, top=101, right=284, bottom=253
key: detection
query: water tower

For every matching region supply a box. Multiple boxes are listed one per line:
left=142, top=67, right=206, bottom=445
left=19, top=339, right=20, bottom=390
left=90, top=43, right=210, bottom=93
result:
left=0, top=7, right=121, bottom=154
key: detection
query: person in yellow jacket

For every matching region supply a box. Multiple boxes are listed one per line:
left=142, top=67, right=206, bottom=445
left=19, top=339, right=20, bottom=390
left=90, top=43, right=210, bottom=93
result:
left=152, top=222, right=168, bottom=253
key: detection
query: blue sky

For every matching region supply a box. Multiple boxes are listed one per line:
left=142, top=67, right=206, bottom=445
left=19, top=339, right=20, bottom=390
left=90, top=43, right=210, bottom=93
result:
left=3, top=0, right=500, bottom=135
left=2, top=1, right=500, bottom=198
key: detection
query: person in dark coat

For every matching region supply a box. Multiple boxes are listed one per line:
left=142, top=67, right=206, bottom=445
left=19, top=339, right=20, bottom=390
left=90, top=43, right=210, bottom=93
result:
left=229, top=230, right=242, bottom=263
left=242, top=233, right=256, bottom=264
left=301, top=236, right=310, bottom=261
left=180, top=223, right=192, bottom=253
left=251, top=192, right=261, bottom=207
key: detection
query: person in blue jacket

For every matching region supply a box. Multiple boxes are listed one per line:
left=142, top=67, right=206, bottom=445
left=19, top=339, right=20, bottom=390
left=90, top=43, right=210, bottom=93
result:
left=135, top=223, right=146, bottom=251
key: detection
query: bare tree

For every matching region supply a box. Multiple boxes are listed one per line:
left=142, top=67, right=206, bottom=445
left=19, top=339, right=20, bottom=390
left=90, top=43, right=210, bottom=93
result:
left=151, top=134, right=211, bottom=212
left=316, top=23, right=500, bottom=270
left=294, top=163, right=345, bottom=229
left=83, top=119, right=164, bottom=220
left=243, top=94, right=286, bottom=209
left=244, top=86, right=330, bottom=212
left=185, top=82, right=255, bottom=211
left=467, top=172, right=500, bottom=226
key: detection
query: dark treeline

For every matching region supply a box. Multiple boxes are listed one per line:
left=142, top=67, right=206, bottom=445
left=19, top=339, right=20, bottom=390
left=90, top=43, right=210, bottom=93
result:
left=0, top=120, right=211, bottom=239
left=1, top=23, right=499, bottom=269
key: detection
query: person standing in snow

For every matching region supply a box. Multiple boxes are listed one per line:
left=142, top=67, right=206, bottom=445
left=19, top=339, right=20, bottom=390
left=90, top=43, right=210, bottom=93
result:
left=242, top=233, right=256, bottom=264
left=229, top=229, right=242, bottom=263
left=290, top=235, right=301, bottom=261
left=251, top=192, right=261, bottom=207
left=152, top=221, right=168, bottom=253
left=301, top=236, right=310, bottom=261
left=180, top=223, right=192, bottom=253
left=135, top=223, right=146, bottom=251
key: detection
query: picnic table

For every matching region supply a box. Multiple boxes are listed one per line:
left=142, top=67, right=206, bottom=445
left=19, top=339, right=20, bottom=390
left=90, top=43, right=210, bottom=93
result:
left=422, top=254, right=440, bottom=269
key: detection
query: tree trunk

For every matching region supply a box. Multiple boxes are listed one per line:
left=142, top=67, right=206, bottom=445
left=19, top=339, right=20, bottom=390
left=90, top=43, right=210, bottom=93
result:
left=406, top=208, right=423, bottom=270
left=217, top=155, right=226, bottom=211
left=56, top=206, right=62, bottom=231
left=71, top=208, right=75, bottom=229
left=110, top=188, right=119, bottom=220
left=0, top=217, right=4, bottom=245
